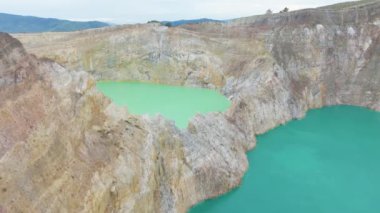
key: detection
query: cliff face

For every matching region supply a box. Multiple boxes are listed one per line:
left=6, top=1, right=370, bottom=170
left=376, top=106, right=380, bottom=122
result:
left=2, top=1, right=380, bottom=212
left=14, top=24, right=268, bottom=89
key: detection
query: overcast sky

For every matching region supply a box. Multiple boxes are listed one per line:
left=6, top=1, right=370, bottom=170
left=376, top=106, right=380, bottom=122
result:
left=0, top=0, right=351, bottom=24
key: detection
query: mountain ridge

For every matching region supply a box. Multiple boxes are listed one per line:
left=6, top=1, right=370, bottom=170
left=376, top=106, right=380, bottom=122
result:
left=160, top=18, right=225, bottom=26
left=0, top=12, right=110, bottom=33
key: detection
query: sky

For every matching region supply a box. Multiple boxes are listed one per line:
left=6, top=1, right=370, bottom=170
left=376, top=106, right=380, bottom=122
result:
left=0, top=0, right=351, bottom=24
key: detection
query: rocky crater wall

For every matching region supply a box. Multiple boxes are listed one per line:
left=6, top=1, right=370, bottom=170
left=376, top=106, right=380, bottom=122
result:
left=1, top=1, right=380, bottom=212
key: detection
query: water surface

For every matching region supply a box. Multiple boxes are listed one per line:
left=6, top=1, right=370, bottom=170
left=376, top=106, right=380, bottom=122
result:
left=96, top=81, right=230, bottom=128
left=191, top=106, right=380, bottom=213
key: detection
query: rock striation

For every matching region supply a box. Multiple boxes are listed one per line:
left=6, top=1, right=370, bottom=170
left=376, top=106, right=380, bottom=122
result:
left=1, top=1, right=380, bottom=212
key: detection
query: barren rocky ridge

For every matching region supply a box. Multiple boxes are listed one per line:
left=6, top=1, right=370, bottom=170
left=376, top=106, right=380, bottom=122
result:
left=1, top=1, right=380, bottom=212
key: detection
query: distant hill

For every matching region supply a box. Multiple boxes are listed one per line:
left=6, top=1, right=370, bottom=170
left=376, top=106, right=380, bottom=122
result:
left=0, top=13, right=110, bottom=33
left=160, top=18, right=225, bottom=27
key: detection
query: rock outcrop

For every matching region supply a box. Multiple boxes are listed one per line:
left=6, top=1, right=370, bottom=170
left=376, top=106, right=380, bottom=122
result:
left=1, top=1, right=380, bottom=212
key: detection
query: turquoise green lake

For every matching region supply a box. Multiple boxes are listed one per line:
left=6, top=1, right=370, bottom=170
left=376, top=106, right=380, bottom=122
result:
left=191, top=106, right=380, bottom=213
left=96, top=82, right=231, bottom=128
left=96, top=82, right=380, bottom=212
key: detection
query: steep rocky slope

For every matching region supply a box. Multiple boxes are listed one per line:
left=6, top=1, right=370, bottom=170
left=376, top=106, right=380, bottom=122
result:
left=0, top=32, right=251, bottom=212
left=2, top=1, right=380, bottom=212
